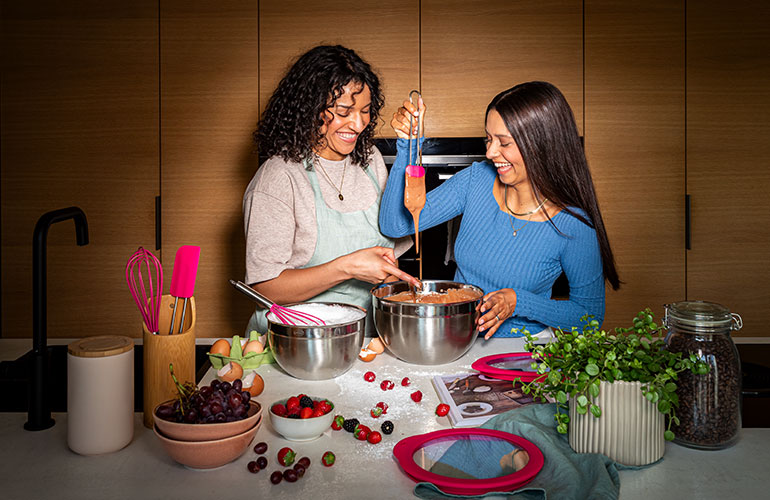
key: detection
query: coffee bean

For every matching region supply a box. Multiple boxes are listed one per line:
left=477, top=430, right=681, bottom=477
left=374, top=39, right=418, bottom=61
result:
left=667, top=332, right=741, bottom=448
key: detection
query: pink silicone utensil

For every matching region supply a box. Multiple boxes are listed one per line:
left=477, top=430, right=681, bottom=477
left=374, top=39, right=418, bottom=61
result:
left=393, top=428, right=544, bottom=496
left=169, top=245, right=200, bottom=334
left=229, top=280, right=326, bottom=326
left=125, top=247, right=163, bottom=334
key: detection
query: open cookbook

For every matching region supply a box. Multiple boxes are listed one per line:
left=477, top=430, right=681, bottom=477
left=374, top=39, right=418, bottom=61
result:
left=431, top=372, right=541, bottom=427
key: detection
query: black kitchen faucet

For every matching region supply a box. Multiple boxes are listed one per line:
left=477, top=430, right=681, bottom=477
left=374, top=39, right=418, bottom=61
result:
left=25, top=206, right=89, bottom=431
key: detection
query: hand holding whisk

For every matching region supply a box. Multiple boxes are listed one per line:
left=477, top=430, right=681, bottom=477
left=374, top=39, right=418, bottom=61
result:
left=126, top=247, right=163, bottom=334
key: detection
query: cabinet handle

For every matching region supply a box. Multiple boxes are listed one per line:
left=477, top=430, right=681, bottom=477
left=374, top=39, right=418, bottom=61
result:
left=685, top=194, right=691, bottom=250
left=155, top=195, right=161, bottom=250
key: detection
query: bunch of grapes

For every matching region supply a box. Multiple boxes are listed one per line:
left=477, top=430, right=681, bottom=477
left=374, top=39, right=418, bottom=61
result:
left=156, top=364, right=252, bottom=424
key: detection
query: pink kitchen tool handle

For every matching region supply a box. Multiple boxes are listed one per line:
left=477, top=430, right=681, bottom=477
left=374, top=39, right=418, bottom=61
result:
left=168, top=245, right=200, bottom=334
left=170, top=245, right=200, bottom=298
left=406, top=164, right=425, bottom=177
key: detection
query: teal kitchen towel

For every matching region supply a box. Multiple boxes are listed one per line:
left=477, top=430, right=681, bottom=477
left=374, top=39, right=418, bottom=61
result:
left=413, top=403, right=651, bottom=500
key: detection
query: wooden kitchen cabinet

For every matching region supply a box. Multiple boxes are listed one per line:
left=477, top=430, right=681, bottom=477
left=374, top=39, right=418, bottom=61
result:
left=160, top=0, right=259, bottom=337
left=686, top=0, right=770, bottom=338
left=1, top=1, right=159, bottom=338
left=259, top=0, right=419, bottom=138
left=584, top=1, right=686, bottom=328
left=421, top=0, right=583, bottom=137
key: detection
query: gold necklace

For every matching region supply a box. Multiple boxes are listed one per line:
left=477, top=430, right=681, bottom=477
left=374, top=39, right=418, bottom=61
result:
left=508, top=210, right=533, bottom=237
left=504, top=184, right=548, bottom=216
left=314, top=156, right=347, bottom=201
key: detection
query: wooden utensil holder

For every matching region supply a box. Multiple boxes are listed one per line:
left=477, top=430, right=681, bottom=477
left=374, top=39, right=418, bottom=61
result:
left=142, top=294, right=196, bottom=428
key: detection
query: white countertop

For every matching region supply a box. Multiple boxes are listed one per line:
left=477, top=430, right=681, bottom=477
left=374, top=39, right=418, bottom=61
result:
left=1, top=338, right=769, bottom=499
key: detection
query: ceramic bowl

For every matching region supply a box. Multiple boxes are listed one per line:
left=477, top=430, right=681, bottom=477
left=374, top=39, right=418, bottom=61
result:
left=371, top=280, right=483, bottom=365
left=153, top=400, right=262, bottom=441
left=153, top=417, right=261, bottom=470
left=268, top=397, right=335, bottom=442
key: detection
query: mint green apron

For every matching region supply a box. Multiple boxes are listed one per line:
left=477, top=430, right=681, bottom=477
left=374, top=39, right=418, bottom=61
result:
left=247, top=163, right=396, bottom=335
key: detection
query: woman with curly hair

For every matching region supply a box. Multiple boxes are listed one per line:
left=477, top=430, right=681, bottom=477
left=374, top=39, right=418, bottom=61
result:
left=243, top=45, right=417, bottom=334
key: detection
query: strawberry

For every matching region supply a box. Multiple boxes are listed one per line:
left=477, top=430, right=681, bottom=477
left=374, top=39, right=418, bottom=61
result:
left=367, top=431, right=382, bottom=444
left=370, top=406, right=383, bottom=418
left=401, top=377, right=411, bottom=386
left=364, top=371, right=376, bottom=382
left=311, top=408, right=325, bottom=418
left=380, top=380, right=394, bottom=391
left=410, top=390, right=423, bottom=402
left=322, top=451, right=336, bottom=467
left=376, top=401, right=389, bottom=414
left=436, top=403, right=450, bottom=417
left=317, top=400, right=333, bottom=414
left=277, top=447, right=296, bottom=466
left=355, top=426, right=370, bottom=441
left=271, top=403, right=287, bottom=417
left=286, top=396, right=300, bottom=411
left=300, top=407, right=313, bottom=419
left=331, top=415, right=344, bottom=430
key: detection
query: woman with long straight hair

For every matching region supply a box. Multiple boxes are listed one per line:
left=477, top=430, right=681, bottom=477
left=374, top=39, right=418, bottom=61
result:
left=381, top=81, right=619, bottom=338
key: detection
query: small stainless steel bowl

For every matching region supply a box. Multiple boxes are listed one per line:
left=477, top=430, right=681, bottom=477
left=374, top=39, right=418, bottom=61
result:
left=267, top=303, right=365, bottom=380
left=371, top=280, right=482, bottom=365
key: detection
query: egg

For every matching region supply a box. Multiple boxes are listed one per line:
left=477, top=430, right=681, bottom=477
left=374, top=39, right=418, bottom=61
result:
left=242, top=371, right=265, bottom=397
left=217, top=361, right=243, bottom=382
left=210, top=338, right=231, bottom=356
left=243, top=339, right=264, bottom=355
left=359, top=347, right=377, bottom=362
left=366, top=337, right=385, bottom=354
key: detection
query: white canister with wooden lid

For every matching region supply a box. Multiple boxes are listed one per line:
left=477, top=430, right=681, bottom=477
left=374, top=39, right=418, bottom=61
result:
left=67, top=335, right=134, bottom=455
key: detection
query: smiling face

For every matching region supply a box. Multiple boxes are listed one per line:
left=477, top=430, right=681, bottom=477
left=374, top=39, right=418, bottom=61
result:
left=317, top=81, right=372, bottom=161
left=484, top=108, right=528, bottom=187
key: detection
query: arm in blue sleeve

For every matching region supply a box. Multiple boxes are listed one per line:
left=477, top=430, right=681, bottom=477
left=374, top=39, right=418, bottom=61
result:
left=514, top=222, right=606, bottom=330
left=380, top=138, right=472, bottom=238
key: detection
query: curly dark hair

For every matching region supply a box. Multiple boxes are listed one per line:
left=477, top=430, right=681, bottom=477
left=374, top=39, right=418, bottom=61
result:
left=254, top=45, right=383, bottom=168
left=487, top=81, right=620, bottom=290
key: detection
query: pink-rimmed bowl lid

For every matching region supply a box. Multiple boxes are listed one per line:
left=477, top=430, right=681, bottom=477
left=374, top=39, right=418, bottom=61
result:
left=393, top=428, right=544, bottom=496
left=471, top=352, right=546, bottom=382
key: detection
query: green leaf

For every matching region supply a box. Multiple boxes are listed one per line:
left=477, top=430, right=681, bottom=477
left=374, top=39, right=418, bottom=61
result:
left=664, top=382, right=677, bottom=393
left=557, top=423, right=568, bottom=434
left=589, top=381, right=600, bottom=398
left=590, top=405, right=602, bottom=418
left=556, top=391, right=568, bottom=404
left=657, top=400, right=670, bottom=413
left=585, top=363, right=599, bottom=376
left=548, top=371, right=561, bottom=385
left=577, top=395, right=589, bottom=407
left=577, top=405, right=588, bottom=415
left=664, top=430, right=675, bottom=441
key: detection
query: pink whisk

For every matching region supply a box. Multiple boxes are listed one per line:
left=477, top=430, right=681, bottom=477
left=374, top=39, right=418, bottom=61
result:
left=126, top=247, right=163, bottom=333
left=229, top=280, right=326, bottom=326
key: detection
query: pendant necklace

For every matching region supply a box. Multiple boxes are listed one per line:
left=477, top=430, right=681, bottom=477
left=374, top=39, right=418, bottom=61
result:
left=315, top=155, right=347, bottom=201
left=504, top=184, right=547, bottom=237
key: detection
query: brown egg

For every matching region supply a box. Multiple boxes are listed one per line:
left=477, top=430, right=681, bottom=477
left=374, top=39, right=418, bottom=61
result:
left=217, top=361, right=243, bottom=382
left=359, top=348, right=377, bottom=362
left=367, top=337, right=385, bottom=354
left=243, top=372, right=264, bottom=397
left=243, top=339, right=264, bottom=355
left=209, top=338, right=231, bottom=356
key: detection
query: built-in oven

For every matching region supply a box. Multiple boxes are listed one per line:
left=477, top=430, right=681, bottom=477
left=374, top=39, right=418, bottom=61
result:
left=375, top=137, right=569, bottom=298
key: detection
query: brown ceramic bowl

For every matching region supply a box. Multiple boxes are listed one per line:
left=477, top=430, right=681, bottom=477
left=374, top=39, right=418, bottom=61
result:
left=153, top=400, right=262, bottom=441
left=153, top=417, right=262, bottom=470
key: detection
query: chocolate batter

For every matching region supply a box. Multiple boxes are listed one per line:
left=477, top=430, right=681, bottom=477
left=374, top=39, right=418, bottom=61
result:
left=384, top=288, right=482, bottom=304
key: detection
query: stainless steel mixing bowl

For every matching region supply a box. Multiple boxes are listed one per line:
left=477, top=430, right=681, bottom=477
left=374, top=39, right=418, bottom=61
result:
left=267, top=303, right=365, bottom=380
left=371, top=280, right=482, bottom=365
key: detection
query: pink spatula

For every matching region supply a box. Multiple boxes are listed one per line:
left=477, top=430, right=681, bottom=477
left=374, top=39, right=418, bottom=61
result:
left=169, top=245, right=200, bottom=334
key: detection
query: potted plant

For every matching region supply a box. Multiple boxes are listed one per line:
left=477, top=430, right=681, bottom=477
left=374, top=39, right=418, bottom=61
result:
left=516, top=309, right=708, bottom=465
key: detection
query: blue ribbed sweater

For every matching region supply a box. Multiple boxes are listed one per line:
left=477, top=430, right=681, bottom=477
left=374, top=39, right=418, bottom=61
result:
left=379, top=139, right=605, bottom=337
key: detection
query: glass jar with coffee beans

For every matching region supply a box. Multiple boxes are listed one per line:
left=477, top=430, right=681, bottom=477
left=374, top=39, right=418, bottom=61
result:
left=664, top=301, right=743, bottom=450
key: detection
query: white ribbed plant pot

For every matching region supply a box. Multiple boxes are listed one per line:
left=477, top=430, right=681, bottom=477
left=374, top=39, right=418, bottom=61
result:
left=568, top=380, right=664, bottom=466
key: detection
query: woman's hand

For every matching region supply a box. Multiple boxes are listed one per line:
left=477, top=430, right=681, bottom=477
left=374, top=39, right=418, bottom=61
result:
left=390, top=96, right=426, bottom=139
left=336, top=246, right=421, bottom=288
left=476, top=289, right=517, bottom=340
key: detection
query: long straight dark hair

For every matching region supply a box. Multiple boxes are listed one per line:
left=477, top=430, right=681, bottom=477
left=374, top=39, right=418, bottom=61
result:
left=487, top=81, right=620, bottom=290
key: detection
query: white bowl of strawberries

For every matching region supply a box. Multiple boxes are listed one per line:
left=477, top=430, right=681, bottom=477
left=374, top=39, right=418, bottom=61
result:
left=269, top=394, right=335, bottom=442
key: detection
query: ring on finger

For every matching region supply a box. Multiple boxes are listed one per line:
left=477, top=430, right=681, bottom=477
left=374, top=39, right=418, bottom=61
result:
left=495, top=314, right=501, bottom=321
